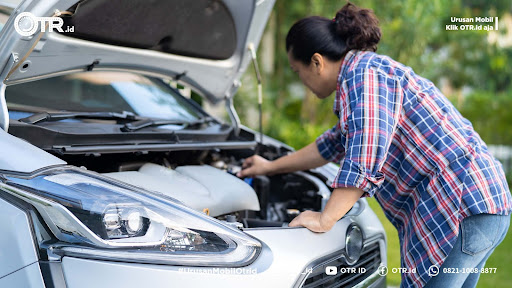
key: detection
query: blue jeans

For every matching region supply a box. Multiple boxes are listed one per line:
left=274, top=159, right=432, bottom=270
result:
left=424, top=213, right=511, bottom=288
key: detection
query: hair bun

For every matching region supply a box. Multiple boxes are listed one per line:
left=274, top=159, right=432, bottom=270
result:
left=334, top=2, right=381, bottom=52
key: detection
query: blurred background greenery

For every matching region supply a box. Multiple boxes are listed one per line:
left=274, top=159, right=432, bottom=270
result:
left=227, top=0, right=512, bottom=287
left=235, top=0, right=512, bottom=155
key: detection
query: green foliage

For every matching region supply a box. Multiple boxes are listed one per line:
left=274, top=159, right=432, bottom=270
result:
left=236, top=0, right=512, bottom=151
left=456, top=90, right=512, bottom=145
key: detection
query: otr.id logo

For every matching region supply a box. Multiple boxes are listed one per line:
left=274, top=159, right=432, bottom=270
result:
left=14, top=12, right=74, bottom=37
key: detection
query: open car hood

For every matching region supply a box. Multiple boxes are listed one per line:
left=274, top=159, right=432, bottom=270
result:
left=0, top=0, right=275, bottom=129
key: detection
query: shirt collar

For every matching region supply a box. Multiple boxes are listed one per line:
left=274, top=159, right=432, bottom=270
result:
left=333, top=50, right=358, bottom=115
left=338, top=49, right=358, bottom=82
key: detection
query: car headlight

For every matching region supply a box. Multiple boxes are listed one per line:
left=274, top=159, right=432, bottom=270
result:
left=345, top=223, right=363, bottom=264
left=0, top=166, right=261, bottom=267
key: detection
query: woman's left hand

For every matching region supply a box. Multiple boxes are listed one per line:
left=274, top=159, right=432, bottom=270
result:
left=288, top=188, right=363, bottom=233
left=288, top=210, right=334, bottom=233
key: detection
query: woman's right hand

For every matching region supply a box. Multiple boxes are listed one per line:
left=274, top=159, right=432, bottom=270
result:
left=236, top=155, right=273, bottom=178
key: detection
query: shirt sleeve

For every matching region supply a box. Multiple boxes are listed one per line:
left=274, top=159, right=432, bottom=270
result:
left=332, top=68, right=400, bottom=197
left=315, top=121, right=347, bottom=164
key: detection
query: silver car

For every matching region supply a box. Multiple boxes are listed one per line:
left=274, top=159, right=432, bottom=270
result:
left=0, top=0, right=387, bottom=287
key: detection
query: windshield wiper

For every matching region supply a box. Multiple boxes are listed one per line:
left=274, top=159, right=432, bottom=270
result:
left=18, top=111, right=138, bottom=124
left=18, top=111, right=216, bottom=132
left=121, top=117, right=215, bottom=132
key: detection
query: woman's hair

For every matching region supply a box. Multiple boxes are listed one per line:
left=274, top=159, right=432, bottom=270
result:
left=286, top=2, right=381, bottom=64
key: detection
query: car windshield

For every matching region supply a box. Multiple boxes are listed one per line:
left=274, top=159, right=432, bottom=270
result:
left=6, top=72, right=202, bottom=122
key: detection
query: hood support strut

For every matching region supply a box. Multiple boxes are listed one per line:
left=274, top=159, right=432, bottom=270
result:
left=248, top=43, right=263, bottom=154
left=225, top=83, right=241, bottom=136
left=0, top=53, right=18, bottom=132
left=0, top=82, right=6, bottom=132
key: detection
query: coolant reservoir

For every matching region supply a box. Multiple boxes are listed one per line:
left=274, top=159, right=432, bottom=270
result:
left=103, top=163, right=260, bottom=217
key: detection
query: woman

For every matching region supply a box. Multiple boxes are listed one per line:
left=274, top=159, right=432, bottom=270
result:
left=237, top=2, right=512, bottom=287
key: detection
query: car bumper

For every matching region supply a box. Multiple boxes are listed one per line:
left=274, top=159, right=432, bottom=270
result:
left=56, top=200, right=386, bottom=287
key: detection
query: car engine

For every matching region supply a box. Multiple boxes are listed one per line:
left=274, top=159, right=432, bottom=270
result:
left=58, top=145, right=333, bottom=229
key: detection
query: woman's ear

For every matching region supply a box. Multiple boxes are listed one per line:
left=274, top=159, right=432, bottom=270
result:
left=310, top=53, right=324, bottom=74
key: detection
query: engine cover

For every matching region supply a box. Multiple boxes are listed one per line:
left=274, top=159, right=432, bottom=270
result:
left=103, top=163, right=260, bottom=216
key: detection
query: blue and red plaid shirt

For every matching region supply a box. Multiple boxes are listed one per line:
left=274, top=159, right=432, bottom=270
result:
left=316, top=50, right=512, bottom=287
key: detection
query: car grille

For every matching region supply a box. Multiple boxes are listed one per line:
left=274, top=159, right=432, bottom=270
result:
left=301, top=241, right=381, bottom=288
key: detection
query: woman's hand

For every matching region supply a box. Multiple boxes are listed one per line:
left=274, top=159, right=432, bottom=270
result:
left=288, top=210, right=335, bottom=233
left=236, top=142, right=329, bottom=178
left=288, top=188, right=364, bottom=233
left=236, top=155, right=273, bottom=177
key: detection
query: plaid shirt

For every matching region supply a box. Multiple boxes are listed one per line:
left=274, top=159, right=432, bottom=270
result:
left=316, top=50, right=512, bottom=287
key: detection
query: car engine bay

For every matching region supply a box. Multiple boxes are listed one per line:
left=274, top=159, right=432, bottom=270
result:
left=54, top=144, right=333, bottom=229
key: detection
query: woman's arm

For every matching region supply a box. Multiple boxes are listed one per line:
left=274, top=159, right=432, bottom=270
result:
left=237, top=141, right=329, bottom=177
left=288, top=187, right=364, bottom=232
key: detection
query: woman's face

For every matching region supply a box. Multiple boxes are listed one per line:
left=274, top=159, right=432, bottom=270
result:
left=287, top=51, right=337, bottom=99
